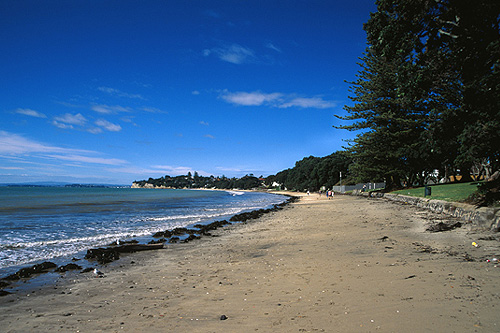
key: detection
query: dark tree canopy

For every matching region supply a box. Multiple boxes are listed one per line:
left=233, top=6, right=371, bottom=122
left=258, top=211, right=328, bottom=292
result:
left=337, top=0, right=500, bottom=188
left=265, top=151, right=352, bottom=191
left=134, top=173, right=263, bottom=190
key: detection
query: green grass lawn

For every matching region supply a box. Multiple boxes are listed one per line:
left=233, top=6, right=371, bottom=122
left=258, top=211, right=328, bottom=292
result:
left=391, top=182, right=480, bottom=202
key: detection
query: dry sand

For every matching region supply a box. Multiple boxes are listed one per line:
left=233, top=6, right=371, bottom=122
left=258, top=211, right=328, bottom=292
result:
left=1, top=193, right=499, bottom=332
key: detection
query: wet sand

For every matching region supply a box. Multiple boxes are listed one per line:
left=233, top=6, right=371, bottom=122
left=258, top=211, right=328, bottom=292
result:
left=1, top=193, right=499, bottom=332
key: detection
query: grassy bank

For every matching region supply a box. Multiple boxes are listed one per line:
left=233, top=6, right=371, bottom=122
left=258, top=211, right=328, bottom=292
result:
left=391, top=182, right=480, bottom=203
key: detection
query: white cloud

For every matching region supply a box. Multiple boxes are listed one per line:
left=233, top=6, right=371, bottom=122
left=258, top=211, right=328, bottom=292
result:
left=15, top=108, right=47, bottom=118
left=91, top=104, right=131, bottom=114
left=107, top=165, right=197, bottom=177
left=52, top=121, right=74, bottom=130
left=54, top=113, right=87, bottom=126
left=0, top=166, right=23, bottom=170
left=220, top=90, right=336, bottom=109
left=98, top=86, right=144, bottom=100
left=216, top=166, right=243, bottom=173
left=46, top=154, right=127, bottom=165
left=279, top=97, right=336, bottom=109
left=140, top=106, right=167, bottom=114
left=220, top=91, right=283, bottom=106
left=265, top=42, right=282, bottom=53
left=204, top=134, right=215, bottom=139
left=151, top=165, right=195, bottom=174
left=87, top=127, right=103, bottom=134
left=199, top=121, right=209, bottom=126
left=95, top=119, right=122, bottom=132
left=0, top=131, right=127, bottom=168
left=204, top=44, right=256, bottom=64
left=0, top=131, right=91, bottom=155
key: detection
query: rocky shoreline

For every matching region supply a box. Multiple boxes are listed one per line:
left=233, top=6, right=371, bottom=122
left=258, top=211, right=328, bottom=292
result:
left=353, top=190, right=500, bottom=231
left=0, top=195, right=297, bottom=296
left=2, top=193, right=499, bottom=331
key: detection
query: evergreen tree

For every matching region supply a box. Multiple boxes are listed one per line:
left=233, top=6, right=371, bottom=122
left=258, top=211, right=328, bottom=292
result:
left=338, top=0, right=432, bottom=189
left=338, top=0, right=500, bottom=186
left=430, top=0, right=500, bottom=178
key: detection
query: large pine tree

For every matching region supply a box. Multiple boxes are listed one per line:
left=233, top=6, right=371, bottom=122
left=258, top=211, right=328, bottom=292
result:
left=338, top=0, right=433, bottom=189
left=338, top=0, right=500, bottom=188
left=431, top=0, right=500, bottom=179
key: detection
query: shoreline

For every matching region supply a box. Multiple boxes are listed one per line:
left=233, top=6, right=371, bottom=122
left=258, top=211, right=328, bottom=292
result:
left=1, top=193, right=499, bottom=331
left=0, top=191, right=293, bottom=295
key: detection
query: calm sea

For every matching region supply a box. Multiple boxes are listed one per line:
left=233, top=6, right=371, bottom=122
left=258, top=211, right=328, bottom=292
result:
left=0, top=187, right=286, bottom=276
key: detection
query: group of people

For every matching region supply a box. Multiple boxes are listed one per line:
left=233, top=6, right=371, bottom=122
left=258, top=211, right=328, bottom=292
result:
left=308, top=189, right=335, bottom=199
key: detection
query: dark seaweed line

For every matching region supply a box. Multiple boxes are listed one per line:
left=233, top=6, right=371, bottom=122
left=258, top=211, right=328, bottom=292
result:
left=0, top=195, right=298, bottom=296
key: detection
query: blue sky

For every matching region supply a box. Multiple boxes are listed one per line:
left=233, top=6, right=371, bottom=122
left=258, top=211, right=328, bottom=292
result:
left=1, top=0, right=376, bottom=185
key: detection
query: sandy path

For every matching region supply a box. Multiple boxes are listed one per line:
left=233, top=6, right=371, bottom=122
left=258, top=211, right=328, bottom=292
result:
left=1, top=194, right=499, bottom=332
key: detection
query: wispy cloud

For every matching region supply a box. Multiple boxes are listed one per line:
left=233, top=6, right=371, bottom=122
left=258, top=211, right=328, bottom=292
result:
left=216, top=166, right=244, bottom=173
left=220, top=91, right=283, bottom=106
left=199, top=121, right=209, bottom=126
left=95, top=119, right=122, bottom=132
left=204, top=43, right=256, bottom=64
left=0, top=131, right=127, bottom=168
left=279, top=97, right=336, bottom=109
left=46, top=154, right=126, bottom=165
left=98, top=86, right=145, bottom=100
left=204, top=134, right=215, bottom=139
left=52, top=113, right=87, bottom=130
left=0, top=131, right=91, bottom=155
left=15, top=108, right=47, bottom=118
left=54, top=113, right=87, bottom=125
left=140, top=106, right=167, bottom=114
left=0, top=166, right=24, bottom=170
left=265, top=42, right=282, bottom=53
left=91, top=104, right=132, bottom=114
left=150, top=165, right=195, bottom=174
left=219, top=90, right=336, bottom=109
left=107, top=164, right=199, bottom=177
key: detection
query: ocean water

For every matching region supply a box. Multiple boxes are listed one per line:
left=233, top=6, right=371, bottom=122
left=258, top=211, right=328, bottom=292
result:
left=0, top=187, right=286, bottom=276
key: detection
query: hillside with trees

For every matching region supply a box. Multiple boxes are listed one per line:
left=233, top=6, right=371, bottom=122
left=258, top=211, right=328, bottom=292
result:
left=134, top=151, right=352, bottom=192
left=133, top=172, right=263, bottom=190
left=264, top=151, right=352, bottom=192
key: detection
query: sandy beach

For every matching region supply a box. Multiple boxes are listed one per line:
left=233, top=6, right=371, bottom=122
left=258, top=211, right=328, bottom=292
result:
left=1, top=193, right=499, bottom=332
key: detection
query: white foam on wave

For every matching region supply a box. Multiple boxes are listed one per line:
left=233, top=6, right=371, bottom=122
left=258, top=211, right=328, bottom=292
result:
left=0, top=229, right=156, bottom=269
left=0, top=191, right=288, bottom=271
left=227, top=190, right=245, bottom=196
left=148, top=205, right=247, bottom=222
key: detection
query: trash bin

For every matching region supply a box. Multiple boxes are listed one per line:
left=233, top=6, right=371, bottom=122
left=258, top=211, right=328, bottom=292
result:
left=424, top=185, right=431, bottom=197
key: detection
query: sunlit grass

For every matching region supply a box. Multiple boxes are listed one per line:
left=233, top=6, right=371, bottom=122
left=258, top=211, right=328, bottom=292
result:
left=391, top=182, right=480, bottom=202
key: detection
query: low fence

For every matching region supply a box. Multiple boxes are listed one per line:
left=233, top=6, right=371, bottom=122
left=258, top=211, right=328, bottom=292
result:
left=332, top=182, right=385, bottom=194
